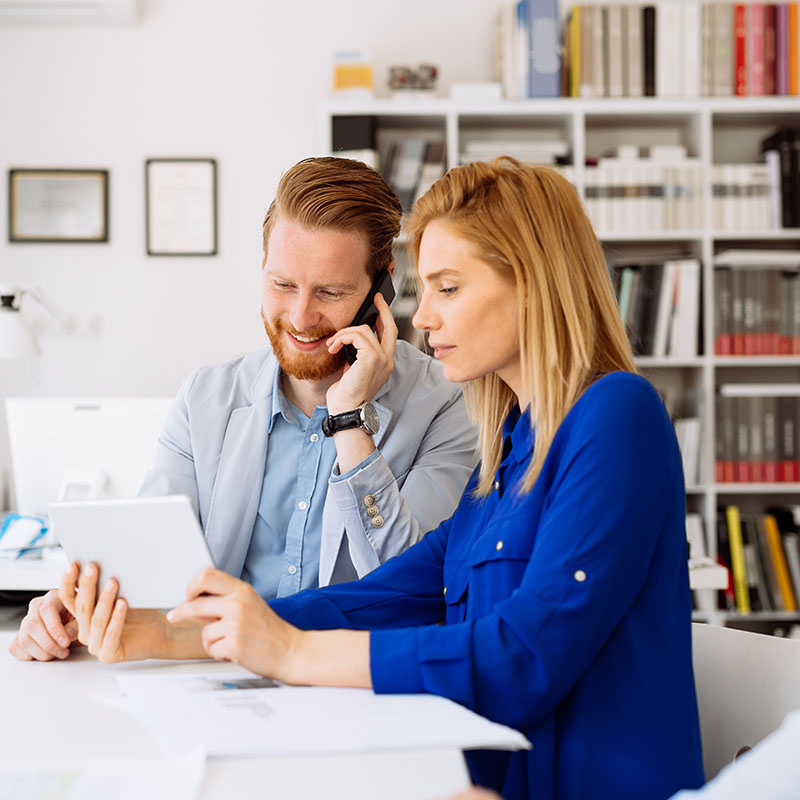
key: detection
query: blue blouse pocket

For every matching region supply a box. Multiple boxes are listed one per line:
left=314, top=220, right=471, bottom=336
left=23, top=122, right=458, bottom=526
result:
left=466, top=533, right=532, bottom=613
left=442, top=558, right=469, bottom=622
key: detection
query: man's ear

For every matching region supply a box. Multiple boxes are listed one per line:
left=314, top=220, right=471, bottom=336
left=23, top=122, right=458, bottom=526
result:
left=387, top=260, right=396, bottom=277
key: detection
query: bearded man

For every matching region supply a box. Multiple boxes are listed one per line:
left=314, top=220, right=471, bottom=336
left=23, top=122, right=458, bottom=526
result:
left=10, top=156, right=478, bottom=662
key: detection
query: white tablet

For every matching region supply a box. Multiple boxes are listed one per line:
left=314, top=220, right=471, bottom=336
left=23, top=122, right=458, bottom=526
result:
left=49, top=495, right=214, bottom=609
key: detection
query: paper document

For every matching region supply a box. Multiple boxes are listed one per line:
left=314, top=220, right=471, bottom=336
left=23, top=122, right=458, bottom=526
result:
left=117, top=671, right=530, bottom=758
left=0, top=748, right=205, bottom=800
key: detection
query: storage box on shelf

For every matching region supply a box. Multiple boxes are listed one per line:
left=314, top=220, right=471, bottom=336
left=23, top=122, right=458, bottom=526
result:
left=322, top=96, right=800, bottom=628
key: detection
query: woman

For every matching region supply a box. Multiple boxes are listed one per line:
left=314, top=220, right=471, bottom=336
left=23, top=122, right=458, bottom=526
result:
left=59, top=158, right=704, bottom=799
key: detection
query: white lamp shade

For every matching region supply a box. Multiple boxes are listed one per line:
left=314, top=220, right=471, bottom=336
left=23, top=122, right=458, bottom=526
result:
left=0, top=307, right=40, bottom=359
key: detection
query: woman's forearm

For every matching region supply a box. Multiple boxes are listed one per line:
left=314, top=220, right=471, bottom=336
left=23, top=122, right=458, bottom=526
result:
left=286, top=628, right=372, bottom=688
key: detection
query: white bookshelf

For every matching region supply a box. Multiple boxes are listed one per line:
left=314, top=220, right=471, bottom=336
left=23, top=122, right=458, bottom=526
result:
left=322, top=96, right=800, bottom=626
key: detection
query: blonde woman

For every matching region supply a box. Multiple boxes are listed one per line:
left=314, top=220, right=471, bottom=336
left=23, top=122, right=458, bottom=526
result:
left=59, top=159, right=704, bottom=800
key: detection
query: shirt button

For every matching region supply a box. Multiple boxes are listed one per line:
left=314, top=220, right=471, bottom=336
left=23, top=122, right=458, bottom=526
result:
left=287, top=565, right=297, bottom=575
left=309, top=433, right=319, bottom=443
left=493, top=480, right=501, bottom=491
left=496, top=540, right=504, bottom=551
left=371, top=515, right=384, bottom=528
left=366, top=505, right=380, bottom=518
left=574, top=569, right=587, bottom=582
left=298, top=500, right=308, bottom=510
left=364, top=495, right=376, bottom=507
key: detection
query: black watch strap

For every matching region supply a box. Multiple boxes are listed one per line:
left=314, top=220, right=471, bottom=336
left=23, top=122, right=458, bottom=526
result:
left=321, top=409, right=362, bottom=437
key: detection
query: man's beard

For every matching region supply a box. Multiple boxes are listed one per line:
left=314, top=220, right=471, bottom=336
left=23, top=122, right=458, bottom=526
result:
left=262, top=310, right=347, bottom=381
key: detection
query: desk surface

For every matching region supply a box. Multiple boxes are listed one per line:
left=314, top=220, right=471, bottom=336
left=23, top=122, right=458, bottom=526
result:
left=0, top=632, right=470, bottom=799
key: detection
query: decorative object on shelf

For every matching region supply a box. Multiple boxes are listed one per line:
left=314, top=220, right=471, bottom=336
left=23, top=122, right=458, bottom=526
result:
left=387, top=64, right=438, bottom=99
left=0, top=286, right=64, bottom=359
left=8, top=169, right=109, bottom=243
left=145, top=158, right=217, bottom=257
left=332, top=51, right=374, bottom=100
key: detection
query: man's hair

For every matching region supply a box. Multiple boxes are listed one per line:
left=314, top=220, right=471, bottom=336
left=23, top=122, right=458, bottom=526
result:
left=262, top=157, right=402, bottom=278
left=407, top=157, right=636, bottom=497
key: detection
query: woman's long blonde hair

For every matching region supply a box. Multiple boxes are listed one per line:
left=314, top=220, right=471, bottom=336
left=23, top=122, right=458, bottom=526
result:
left=407, top=157, right=636, bottom=496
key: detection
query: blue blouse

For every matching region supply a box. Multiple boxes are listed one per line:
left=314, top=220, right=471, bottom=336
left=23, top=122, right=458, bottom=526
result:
left=271, top=372, right=705, bottom=800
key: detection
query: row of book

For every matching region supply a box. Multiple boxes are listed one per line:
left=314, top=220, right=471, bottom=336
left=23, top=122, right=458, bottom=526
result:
left=711, top=163, right=780, bottom=232
left=716, top=506, right=800, bottom=614
left=585, top=159, right=703, bottom=233
left=761, top=127, right=800, bottom=228
left=715, top=387, right=800, bottom=483
left=381, top=139, right=446, bottom=213
left=494, top=2, right=800, bottom=100
left=714, top=251, right=800, bottom=356
left=612, top=259, right=701, bottom=358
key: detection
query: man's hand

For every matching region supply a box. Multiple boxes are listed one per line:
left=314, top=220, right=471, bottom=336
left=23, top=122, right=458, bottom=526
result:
left=325, top=293, right=397, bottom=415
left=8, top=589, right=78, bottom=661
left=57, top=562, right=204, bottom=664
left=167, top=568, right=300, bottom=679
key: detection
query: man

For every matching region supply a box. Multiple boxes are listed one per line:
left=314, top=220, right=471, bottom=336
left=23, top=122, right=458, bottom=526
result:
left=10, top=156, right=477, bottom=662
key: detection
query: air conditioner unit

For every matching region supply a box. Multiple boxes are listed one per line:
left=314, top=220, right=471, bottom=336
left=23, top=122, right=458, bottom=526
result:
left=0, top=0, right=140, bottom=24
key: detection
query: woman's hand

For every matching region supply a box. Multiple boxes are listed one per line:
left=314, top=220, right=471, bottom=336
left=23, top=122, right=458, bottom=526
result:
left=325, top=293, right=397, bottom=415
left=8, top=589, right=78, bottom=661
left=58, top=562, right=204, bottom=664
left=167, top=569, right=300, bottom=680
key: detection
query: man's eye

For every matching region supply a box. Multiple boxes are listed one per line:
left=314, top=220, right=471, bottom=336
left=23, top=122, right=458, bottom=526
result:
left=319, top=290, right=344, bottom=299
left=273, top=281, right=294, bottom=291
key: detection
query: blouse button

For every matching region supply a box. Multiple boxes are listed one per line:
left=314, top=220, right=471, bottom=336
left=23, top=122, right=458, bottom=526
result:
left=493, top=480, right=501, bottom=491
left=363, top=495, right=376, bottom=507
left=443, top=586, right=448, bottom=596
left=371, top=515, right=384, bottom=528
left=574, top=569, right=587, bottom=582
left=496, top=540, right=504, bottom=551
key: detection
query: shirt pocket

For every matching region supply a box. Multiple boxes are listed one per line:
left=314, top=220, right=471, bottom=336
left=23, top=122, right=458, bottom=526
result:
left=466, top=532, right=533, bottom=614
left=442, top=557, right=469, bottom=623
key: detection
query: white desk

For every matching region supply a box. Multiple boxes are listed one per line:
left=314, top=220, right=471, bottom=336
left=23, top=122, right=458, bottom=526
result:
left=0, top=632, right=471, bottom=799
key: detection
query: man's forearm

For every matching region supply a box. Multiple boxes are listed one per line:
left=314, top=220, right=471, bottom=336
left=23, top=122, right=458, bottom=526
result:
left=332, top=428, right=377, bottom=475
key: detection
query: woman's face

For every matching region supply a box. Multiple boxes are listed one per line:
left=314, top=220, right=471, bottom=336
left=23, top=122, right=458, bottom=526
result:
left=412, top=220, right=522, bottom=400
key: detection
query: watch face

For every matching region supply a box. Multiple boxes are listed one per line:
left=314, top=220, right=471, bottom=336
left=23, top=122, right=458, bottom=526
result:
left=361, top=402, right=380, bottom=435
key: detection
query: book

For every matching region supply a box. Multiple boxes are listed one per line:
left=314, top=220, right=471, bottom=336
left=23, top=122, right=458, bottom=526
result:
left=412, top=141, right=446, bottom=206
left=749, top=3, right=766, bottom=96
left=683, top=1, right=701, bottom=97
left=765, top=2, right=778, bottom=95
left=716, top=512, right=736, bottom=609
left=755, top=515, right=781, bottom=608
left=726, top=505, right=751, bottom=613
left=714, top=3, right=735, bottom=96
left=624, top=4, right=643, bottom=97
left=528, top=0, right=561, bottom=97
left=643, top=6, right=656, bottom=96
left=657, top=2, right=683, bottom=97
left=734, top=4, right=748, bottom=95
left=569, top=6, right=581, bottom=97
left=701, top=3, right=715, bottom=96
left=790, top=2, right=798, bottom=95
left=606, top=5, right=624, bottom=98
left=765, top=513, right=798, bottom=609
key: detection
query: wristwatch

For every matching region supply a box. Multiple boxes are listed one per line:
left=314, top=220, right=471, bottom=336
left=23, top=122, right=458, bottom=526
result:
left=321, top=401, right=380, bottom=437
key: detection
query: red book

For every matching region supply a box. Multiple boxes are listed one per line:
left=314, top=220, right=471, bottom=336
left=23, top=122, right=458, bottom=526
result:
left=765, top=4, right=777, bottom=95
left=735, top=4, right=749, bottom=95
left=750, top=4, right=766, bottom=95
left=791, top=3, right=799, bottom=94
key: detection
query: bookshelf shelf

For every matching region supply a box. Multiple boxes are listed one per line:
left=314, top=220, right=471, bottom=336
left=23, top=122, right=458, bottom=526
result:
left=715, top=483, right=800, bottom=494
left=322, top=95, right=800, bottom=627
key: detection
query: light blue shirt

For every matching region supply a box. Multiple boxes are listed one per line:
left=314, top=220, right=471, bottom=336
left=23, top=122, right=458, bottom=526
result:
left=241, top=369, right=378, bottom=600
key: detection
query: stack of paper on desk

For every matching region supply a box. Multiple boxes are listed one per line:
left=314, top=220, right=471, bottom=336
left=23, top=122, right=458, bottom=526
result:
left=117, top=671, right=530, bottom=758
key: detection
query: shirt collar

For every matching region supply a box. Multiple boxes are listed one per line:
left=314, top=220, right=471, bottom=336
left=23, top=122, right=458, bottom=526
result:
left=268, top=368, right=302, bottom=432
left=503, top=405, right=535, bottom=464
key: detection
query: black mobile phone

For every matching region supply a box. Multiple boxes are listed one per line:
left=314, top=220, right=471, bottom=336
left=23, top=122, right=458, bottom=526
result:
left=342, top=268, right=396, bottom=365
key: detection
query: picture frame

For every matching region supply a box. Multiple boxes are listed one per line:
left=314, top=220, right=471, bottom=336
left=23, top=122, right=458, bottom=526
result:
left=8, top=169, right=109, bottom=243
left=145, top=158, right=217, bottom=256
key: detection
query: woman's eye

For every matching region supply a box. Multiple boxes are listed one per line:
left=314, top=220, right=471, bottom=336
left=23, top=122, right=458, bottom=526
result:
left=440, top=286, right=457, bottom=296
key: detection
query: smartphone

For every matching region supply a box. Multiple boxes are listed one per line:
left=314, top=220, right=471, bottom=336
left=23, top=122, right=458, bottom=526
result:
left=342, top=268, right=396, bottom=365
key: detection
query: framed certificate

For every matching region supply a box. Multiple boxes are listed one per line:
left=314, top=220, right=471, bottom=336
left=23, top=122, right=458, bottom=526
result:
left=9, top=169, right=109, bottom=243
left=145, top=158, right=217, bottom=256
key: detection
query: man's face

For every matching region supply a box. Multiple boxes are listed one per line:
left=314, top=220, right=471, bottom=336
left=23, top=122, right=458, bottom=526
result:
left=261, top=217, right=373, bottom=382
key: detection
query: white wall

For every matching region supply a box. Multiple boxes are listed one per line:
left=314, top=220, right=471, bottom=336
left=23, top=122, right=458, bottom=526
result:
left=0, top=0, right=500, bottom=504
